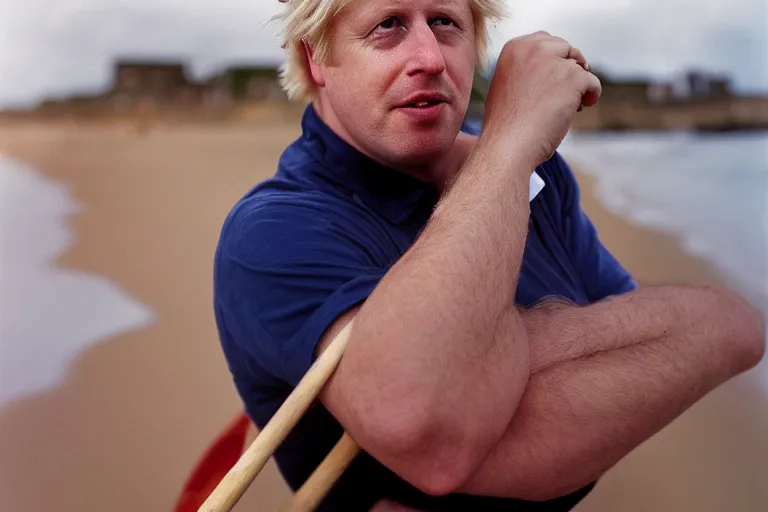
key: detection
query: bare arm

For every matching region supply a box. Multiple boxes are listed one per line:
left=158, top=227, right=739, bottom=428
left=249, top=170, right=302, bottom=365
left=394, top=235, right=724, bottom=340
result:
left=521, top=288, right=693, bottom=374
left=320, top=127, right=535, bottom=493
left=316, top=34, right=605, bottom=494
left=309, top=31, right=763, bottom=503
left=457, top=284, right=765, bottom=501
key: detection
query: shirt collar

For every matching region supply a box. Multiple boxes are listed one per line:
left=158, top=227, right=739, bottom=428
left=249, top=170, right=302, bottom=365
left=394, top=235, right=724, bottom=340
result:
left=299, top=105, right=438, bottom=225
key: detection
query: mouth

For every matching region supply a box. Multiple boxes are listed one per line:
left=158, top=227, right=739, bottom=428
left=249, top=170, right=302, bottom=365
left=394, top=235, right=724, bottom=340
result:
left=403, top=100, right=444, bottom=108
left=397, top=93, right=449, bottom=109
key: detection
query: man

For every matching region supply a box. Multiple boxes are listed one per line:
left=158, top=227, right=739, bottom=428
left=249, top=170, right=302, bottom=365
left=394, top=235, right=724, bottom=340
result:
left=212, top=0, right=765, bottom=510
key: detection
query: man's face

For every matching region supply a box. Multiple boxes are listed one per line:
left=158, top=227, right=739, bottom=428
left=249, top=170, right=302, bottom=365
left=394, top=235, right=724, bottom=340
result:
left=313, top=0, right=476, bottom=169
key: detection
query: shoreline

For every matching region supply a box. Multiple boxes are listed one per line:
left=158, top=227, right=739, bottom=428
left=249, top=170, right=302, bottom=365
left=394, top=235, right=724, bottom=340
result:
left=0, top=122, right=766, bottom=511
left=572, top=166, right=726, bottom=289
left=0, top=123, right=296, bottom=511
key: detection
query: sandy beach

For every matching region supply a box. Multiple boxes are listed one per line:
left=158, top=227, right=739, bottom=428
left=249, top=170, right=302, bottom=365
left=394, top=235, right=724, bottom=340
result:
left=0, top=119, right=765, bottom=511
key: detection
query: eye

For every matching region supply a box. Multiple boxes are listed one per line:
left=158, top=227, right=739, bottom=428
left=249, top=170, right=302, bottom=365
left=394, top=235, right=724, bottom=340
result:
left=373, top=16, right=404, bottom=34
left=431, top=17, right=456, bottom=29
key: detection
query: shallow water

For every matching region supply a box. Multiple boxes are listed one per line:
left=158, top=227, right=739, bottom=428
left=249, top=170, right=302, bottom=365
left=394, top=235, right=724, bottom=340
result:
left=0, top=154, right=155, bottom=407
left=560, top=130, right=768, bottom=390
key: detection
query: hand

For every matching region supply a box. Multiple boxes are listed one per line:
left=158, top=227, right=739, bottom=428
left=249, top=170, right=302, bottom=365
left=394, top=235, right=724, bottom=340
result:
left=482, top=31, right=602, bottom=168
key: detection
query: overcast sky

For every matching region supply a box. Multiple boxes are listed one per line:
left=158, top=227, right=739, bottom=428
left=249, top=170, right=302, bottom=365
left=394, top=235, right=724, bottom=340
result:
left=0, top=0, right=766, bottom=108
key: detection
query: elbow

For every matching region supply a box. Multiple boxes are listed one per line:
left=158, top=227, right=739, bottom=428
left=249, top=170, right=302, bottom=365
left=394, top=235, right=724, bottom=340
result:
left=355, top=412, right=493, bottom=497
left=409, top=456, right=474, bottom=497
left=743, top=327, right=766, bottom=371
left=733, top=297, right=766, bottom=372
left=352, top=373, right=528, bottom=497
left=747, top=307, right=766, bottom=366
left=707, top=284, right=766, bottom=372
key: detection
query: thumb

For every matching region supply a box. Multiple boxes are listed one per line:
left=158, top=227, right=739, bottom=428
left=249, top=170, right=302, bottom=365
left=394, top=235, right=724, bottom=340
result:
left=581, top=71, right=602, bottom=108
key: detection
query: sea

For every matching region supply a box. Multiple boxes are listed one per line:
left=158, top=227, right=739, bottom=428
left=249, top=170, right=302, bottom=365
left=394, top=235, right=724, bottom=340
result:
left=0, top=154, right=155, bottom=407
left=559, top=130, right=768, bottom=307
left=559, top=130, right=768, bottom=389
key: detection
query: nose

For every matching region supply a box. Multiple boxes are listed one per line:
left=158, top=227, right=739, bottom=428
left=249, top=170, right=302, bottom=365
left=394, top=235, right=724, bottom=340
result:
left=404, top=23, right=446, bottom=77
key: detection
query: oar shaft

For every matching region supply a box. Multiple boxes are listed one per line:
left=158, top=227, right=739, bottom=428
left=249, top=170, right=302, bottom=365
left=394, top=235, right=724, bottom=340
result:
left=281, top=433, right=361, bottom=512
left=198, top=321, right=355, bottom=512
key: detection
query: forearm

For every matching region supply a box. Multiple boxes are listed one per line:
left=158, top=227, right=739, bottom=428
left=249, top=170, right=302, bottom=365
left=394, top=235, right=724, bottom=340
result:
left=458, top=284, right=765, bottom=500
left=338, top=136, right=536, bottom=488
left=523, top=286, right=692, bottom=373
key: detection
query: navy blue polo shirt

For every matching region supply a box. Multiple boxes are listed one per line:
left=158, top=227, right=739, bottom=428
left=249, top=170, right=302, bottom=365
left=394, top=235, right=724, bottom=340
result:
left=213, top=105, right=636, bottom=511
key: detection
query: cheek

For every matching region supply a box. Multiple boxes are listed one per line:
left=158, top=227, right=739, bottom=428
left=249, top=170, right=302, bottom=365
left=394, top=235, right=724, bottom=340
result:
left=326, top=65, right=390, bottom=109
left=440, top=35, right=477, bottom=95
left=447, top=53, right=475, bottom=99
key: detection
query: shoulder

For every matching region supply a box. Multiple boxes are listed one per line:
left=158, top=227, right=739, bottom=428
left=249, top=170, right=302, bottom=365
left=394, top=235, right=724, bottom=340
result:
left=214, top=174, right=380, bottom=277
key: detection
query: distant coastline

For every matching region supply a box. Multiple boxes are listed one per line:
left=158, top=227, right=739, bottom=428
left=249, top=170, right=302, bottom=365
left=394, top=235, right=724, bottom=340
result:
left=1, top=58, right=767, bottom=133
left=570, top=95, right=768, bottom=133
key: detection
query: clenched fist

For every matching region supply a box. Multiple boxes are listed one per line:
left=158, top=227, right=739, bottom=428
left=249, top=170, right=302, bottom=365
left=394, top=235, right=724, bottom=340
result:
left=482, top=31, right=602, bottom=168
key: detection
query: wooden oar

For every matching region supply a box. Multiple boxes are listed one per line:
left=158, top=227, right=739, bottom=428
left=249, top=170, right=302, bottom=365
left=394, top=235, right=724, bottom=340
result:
left=198, top=321, right=360, bottom=512
left=281, top=432, right=361, bottom=512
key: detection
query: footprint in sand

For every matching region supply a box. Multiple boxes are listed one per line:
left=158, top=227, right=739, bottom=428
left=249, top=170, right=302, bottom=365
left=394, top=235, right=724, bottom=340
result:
left=0, top=154, right=155, bottom=407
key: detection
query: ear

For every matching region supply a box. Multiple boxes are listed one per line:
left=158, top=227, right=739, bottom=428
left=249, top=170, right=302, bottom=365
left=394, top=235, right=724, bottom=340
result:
left=302, top=40, right=326, bottom=87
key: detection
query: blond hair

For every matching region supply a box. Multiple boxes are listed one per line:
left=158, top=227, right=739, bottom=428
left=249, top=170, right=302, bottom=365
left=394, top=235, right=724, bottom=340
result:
left=275, top=0, right=508, bottom=101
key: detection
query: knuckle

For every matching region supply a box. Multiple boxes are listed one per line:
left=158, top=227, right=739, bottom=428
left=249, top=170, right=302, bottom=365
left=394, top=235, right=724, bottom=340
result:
left=567, top=57, right=584, bottom=70
left=530, top=43, right=545, bottom=58
left=499, top=41, right=518, bottom=62
left=502, top=36, right=521, bottom=50
left=502, top=37, right=518, bottom=51
left=562, top=58, right=583, bottom=77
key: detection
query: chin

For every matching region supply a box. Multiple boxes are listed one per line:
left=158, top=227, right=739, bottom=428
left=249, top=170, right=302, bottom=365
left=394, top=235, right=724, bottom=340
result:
left=402, top=128, right=456, bottom=157
left=385, top=136, right=453, bottom=167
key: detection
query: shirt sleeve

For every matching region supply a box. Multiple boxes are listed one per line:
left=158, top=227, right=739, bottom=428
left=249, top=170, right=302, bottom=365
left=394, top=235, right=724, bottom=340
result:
left=548, top=152, right=637, bottom=301
left=214, top=200, right=387, bottom=387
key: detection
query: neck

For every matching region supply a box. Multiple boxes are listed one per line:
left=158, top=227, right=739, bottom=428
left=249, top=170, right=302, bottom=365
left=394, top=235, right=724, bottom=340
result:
left=312, top=100, right=477, bottom=195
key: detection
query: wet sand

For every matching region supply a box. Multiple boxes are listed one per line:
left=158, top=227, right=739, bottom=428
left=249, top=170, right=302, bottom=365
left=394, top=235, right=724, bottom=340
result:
left=0, top=121, right=765, bottom=511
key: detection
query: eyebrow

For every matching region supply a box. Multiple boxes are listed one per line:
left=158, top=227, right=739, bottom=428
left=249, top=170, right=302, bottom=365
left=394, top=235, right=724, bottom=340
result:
left=346, top=0, right=466, bottom=31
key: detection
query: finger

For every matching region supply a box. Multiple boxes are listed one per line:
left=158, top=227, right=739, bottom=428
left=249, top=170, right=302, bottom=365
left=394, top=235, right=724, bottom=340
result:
left=512, top=30, right=551, bottom=45
left=530, top=30, right=552, bottom=39
left=567, top=46, right=589, bottom=72
left=581, top=71, right=602, bottom=108
left=569, top=59, right=601, bottom=111
left=537, top=36, right=573, bottom=59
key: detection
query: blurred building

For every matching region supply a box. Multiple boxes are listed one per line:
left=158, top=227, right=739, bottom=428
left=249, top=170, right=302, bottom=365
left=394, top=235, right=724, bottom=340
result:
left=109, top=60, right=287, bottom=110
left=111, top=60, right=206, bottom=110
left=683, top=70, right=732, bottom=100
left=206, top=66, right=285, bottom=103
left=592, top=70, right=652, bottom=105
left=29, top=59, right=288, bottom=116
left=113, top=61, right=188, bottom=96
left=588, top=68, right=734, bottom=106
